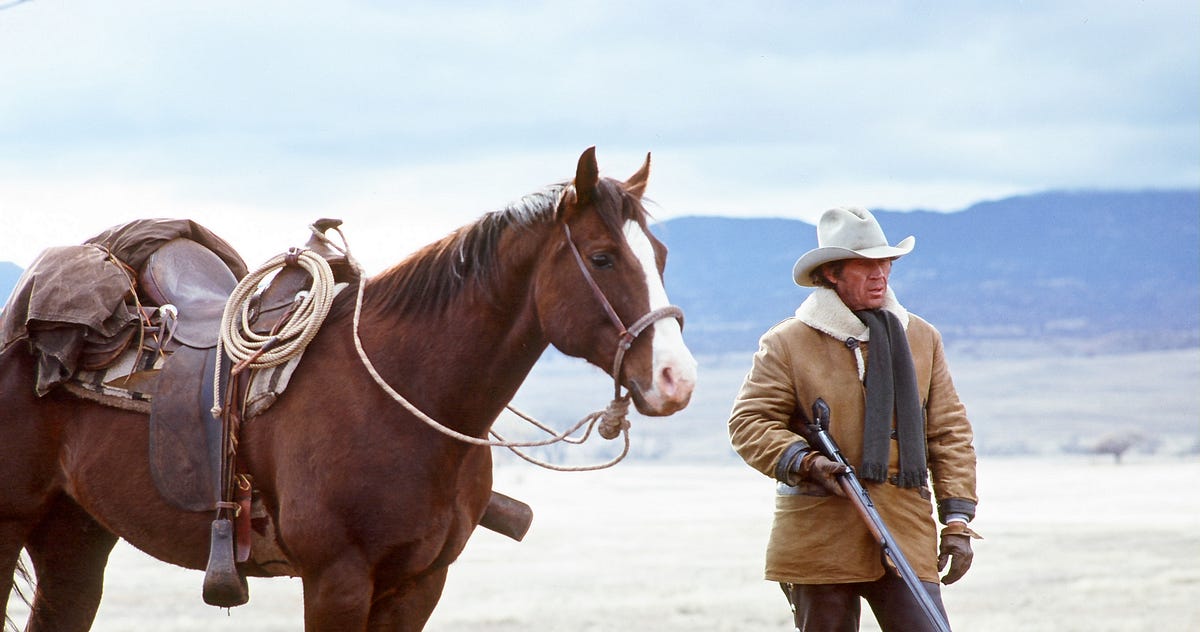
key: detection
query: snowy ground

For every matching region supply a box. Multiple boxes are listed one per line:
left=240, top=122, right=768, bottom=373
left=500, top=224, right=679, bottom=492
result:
left=8, top=456, right=1199, bottom=631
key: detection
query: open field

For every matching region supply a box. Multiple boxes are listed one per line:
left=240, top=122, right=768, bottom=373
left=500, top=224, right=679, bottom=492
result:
left=7, top=347, right=1199, bottom=629
left=7, top=456, right=1199, bottom=631
left=491, top=346, right=1200, bottom=465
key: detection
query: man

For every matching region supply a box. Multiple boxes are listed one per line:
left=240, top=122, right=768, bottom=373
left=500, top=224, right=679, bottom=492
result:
left=728, top=207, right=980, bottom=631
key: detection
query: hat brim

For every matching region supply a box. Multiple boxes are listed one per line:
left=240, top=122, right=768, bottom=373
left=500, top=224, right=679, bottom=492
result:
left=792, top=236, right=915, bottom=287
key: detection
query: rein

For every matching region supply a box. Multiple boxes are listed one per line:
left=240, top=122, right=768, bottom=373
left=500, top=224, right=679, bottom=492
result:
left=226, top=219, right=682, bottom=472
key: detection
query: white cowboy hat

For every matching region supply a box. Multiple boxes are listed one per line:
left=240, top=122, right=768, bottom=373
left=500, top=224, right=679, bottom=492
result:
left=792, top=206, right=915, bottom=287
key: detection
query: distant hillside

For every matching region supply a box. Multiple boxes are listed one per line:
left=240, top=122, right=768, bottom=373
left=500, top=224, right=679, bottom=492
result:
left=654, top=189, right=1200, bottom=354
left=0, top=261, right=21, bottom=306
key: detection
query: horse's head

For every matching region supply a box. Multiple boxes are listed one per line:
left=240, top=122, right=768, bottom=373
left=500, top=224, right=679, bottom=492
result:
left=537, top=147, right=697, bottom=416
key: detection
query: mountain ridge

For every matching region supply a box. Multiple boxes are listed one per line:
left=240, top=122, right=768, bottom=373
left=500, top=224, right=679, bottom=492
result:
left=3, top=189, right=1197, bottom=357
left=652, top=188, right=1199, bottom=354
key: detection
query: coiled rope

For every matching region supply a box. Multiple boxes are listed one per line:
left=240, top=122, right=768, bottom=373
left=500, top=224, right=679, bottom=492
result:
left=218, top=248, right=338, bottom=373
left=216, top=222, right=632, bottom=472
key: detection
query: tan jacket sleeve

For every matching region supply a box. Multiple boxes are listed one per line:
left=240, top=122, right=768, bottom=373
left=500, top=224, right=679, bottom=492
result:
left=728, top=324, right=809, bottom=481
left=922, top=325, right=979, bottom=521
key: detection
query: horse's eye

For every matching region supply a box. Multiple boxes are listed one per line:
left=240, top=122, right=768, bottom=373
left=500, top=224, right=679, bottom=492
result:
left=589, top=253, right=615, bottom=270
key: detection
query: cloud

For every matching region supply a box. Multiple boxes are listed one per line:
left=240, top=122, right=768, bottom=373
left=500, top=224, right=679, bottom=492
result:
left=0, top=0, right=1196, bottom=266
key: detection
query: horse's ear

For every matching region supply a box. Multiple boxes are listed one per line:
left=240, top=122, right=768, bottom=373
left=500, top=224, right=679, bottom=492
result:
left=623, top=152, right=651, bottom=199
left=574, top=146, right=599, bottom=206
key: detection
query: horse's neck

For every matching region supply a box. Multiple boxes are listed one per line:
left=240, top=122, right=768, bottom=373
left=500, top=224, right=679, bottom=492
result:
left=357, top=241, right=548, bottom=437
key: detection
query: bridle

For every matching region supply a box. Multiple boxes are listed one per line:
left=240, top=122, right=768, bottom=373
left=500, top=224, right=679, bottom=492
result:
left=561, top=222, right=685, bottom=409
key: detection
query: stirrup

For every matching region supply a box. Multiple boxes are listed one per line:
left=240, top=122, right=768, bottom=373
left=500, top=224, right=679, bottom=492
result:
left=202, top=518, right=249, bottom=607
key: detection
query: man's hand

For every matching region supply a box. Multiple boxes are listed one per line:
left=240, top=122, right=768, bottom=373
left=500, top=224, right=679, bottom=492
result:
left=937, top=523, right=981, bottom=584
left=799, top=451, right=848, bottom=497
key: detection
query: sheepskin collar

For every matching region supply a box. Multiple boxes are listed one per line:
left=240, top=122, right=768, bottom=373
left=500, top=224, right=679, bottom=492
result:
left=794, top=287, right=910, bottom=342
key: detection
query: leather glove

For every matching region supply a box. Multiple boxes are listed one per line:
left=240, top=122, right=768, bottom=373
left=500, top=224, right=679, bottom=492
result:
left=938, top=522, right=982, bottom=584
left=798, top=451, right=848, bottom=497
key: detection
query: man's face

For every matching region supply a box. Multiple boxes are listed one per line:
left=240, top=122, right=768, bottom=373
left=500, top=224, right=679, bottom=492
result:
left=826, top=258, right=893, bottom=311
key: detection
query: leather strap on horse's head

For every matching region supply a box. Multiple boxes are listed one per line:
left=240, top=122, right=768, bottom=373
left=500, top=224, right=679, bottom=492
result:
left=561, top=223, right=685, bottom=400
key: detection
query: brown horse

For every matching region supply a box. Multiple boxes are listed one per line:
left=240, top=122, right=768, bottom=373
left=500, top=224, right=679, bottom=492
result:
left=0, top=147, right=697, bottom=631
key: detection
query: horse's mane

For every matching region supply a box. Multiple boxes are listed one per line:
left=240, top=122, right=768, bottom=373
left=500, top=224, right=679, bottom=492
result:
left=354, top=179, right=649, bottom=318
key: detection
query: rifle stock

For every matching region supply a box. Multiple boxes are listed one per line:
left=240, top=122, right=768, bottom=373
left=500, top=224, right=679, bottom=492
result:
left=807, top=398, right=952, bottom=632
left=479, top=490, right=534, bottom=542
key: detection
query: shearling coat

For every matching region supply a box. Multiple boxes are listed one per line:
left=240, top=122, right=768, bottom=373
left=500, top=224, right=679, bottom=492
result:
left=728, top=288, right=977, bottom=584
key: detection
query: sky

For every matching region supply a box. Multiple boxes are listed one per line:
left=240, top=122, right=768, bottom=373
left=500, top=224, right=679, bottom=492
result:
left=1, top=0, right=1197, bottom=272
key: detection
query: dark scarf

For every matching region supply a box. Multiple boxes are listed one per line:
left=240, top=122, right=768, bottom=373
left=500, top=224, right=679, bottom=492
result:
left=854, top=309, right=927, bottom=488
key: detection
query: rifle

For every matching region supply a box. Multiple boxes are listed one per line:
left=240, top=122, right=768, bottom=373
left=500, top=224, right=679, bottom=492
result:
left=806, top=398, right=952, bottom=632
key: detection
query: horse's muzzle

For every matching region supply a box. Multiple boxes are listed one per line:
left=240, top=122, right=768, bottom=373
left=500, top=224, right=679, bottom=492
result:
left=629, top=345, right=697, bottom=417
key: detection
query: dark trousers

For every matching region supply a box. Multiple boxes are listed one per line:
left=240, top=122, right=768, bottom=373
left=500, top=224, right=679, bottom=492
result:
left=781, top=574, right=950, bottom=632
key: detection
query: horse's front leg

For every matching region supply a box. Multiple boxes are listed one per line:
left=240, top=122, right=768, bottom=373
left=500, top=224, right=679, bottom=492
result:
left=1, top=518, right=32, bottom=625
left=23, top=494, right=118, bottom=632
left=367, top=566, right=449, bottom=632
left=301, top=552, right=374, bottom=631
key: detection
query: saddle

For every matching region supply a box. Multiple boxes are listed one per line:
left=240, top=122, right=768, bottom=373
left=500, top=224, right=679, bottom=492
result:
left=247, top=218, right=358, bottom=334
left=77, top=239, right=233, bottom=377
left=135, top=238, right=238, bottom=515
left=140, top=224, right=358, bottom=509
left=140, top=237, right=238, bottom=349
left=134, top=230, right=349, bottom=607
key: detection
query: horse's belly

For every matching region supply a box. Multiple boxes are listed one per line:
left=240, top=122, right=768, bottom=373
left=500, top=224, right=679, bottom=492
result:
left=58, top=413, right=216, bottom=571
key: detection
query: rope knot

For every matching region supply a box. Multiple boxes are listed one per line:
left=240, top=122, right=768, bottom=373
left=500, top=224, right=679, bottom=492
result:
left=597, top=396, right=631, bottom=440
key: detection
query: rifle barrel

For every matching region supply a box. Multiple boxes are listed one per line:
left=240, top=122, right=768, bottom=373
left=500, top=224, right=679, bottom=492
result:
left=810, top=399, right=952, bottom=632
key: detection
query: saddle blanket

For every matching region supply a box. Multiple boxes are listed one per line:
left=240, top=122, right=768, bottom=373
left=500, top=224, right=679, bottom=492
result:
left=67, top=345, right=305, bottom=419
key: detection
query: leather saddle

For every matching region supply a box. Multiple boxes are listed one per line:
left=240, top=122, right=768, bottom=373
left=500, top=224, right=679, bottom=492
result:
left=139, top=223, right=358, bottom=513
left=138, top=238, right=239, bottom=513
left=248, top=219, right=357, bottom=334
left=140, top=238, right=238, bottom=349
left=138, top=224, right=359, bottom=513
left=135, top=234, right=333, bottom=608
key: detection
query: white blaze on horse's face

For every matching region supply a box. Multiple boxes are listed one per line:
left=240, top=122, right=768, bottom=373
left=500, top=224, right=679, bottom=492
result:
left=623, top=220, right=697, bottom=414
